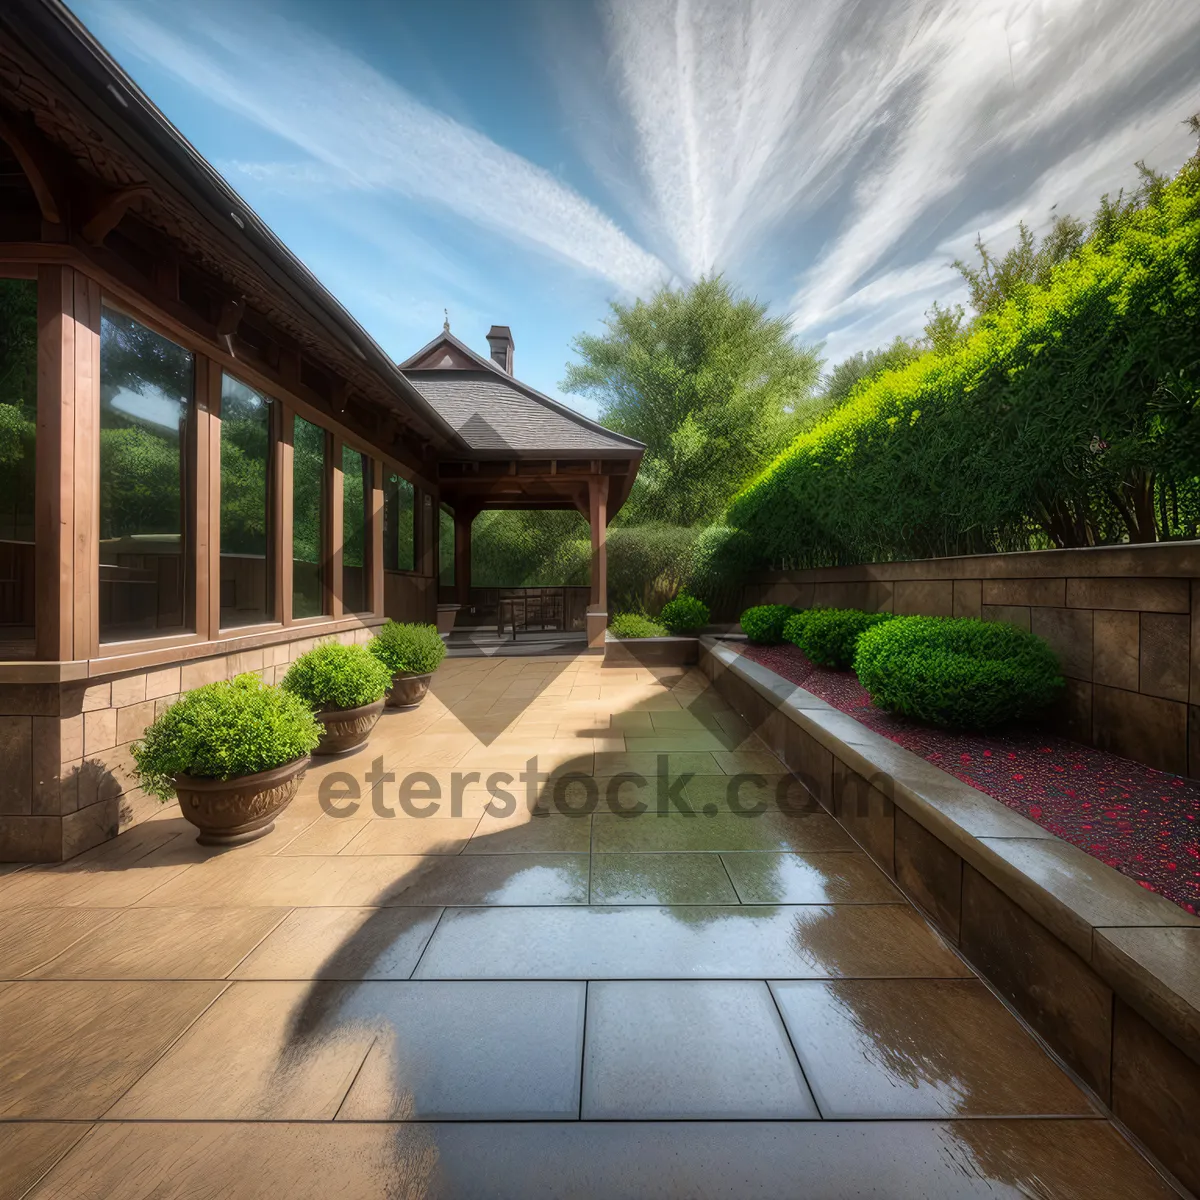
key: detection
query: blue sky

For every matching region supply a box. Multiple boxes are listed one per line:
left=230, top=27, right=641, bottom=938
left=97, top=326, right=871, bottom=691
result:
left=70, top=0, right=1200, bottom=419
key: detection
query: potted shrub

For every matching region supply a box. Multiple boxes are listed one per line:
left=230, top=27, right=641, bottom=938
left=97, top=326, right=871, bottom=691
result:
left=131, top=673, right=320, bottom=845
left=282, top=641, right=393, bottom=755
left=369, top=620, right=447, bottom=707
left=658, top=593, right=710, bottom=634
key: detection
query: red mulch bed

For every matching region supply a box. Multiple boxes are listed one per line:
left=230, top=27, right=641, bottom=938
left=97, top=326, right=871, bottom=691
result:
left=742, top=642, right=1200, bottom=914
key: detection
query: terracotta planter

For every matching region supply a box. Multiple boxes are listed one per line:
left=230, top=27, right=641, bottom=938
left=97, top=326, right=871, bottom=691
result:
left=173, top=756, right=310, bottom=846
left=386, top=671, right=433, bottom=708
left=313, top=697, right=385, bottom=756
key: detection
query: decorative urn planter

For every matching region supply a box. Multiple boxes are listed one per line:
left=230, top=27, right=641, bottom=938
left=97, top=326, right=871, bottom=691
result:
left=173, top=756, right=311, bottom=845
left=313, top=698, right=385, bottom=755
left=386, top=671, right=433, bottom=708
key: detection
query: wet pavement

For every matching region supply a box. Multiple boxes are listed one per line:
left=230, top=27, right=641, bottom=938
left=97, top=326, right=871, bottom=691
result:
left=0, top=656, right=1183, bottom=1197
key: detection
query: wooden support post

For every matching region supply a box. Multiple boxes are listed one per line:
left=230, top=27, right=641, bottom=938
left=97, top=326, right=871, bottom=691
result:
left=370, top=457, right=385, bottom=617
left=454, top=507, right=473, bottom=607
left=587, top=477, right=609, bottom=649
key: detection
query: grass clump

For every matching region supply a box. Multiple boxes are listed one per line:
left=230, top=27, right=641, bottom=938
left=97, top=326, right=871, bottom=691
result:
left=609, top=612, right=669, bottom=638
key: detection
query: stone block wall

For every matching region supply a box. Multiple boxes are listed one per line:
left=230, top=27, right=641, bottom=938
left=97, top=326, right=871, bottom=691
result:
left=742, top=542, right=1200, bottom=777
left=0, top=624, right=376, bottom=863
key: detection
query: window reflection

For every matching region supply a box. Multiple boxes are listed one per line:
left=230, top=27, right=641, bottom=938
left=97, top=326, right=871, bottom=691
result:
left=220, top=374, right=273, bottom=628
left=0, top=279, right=37, bottom=653
left=99, top=308, right=193, bottom=642
left=342, top=446, right=369, bottom=613
left=292, top=415, right=326, bottom=618
left=439, top=505, right=455, bottom=586
left=383, top=471, right=416, bottom=572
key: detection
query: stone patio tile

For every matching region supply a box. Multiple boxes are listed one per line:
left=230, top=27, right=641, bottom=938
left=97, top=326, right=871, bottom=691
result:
left=414, top=904, right=968, bottom=980
left=26, top=1119, right=1180, bottom=1200
left=592, top=810, right=855, bottom=853
left=0, top=858, right=197, bottom=909
left=0, top=1122, right=92, bottom=1200
left=0, top=979, right=224, bottom=1117
left=337, top=981, right=585, bottom=1119
left=591, top=751, right=731, bottom=778
left=27, top=907, right=289, bottom=980
left=590, top=853, right=739, bottom=905
left=623, top=732, right=734, bottom=753
left=278, top=817, right=373, bottom=855
left=370, top=853, right=589, bottom=906
left=0, top=907, right=121, bottom=978
left=341, top=817, right=480, bottom=856
left=721, top=852, right=904, bottom=905
left=713, top=750, right=789, bottom=775
left=773, top=979, right=1093, bottom=1118
left=582, top=981, right=815, bottom=1118
left=467, top=812, right=592, bottom=853
left=231, top=906, right=443, bottom=980
left=108, top=980, right=376, bottom=1120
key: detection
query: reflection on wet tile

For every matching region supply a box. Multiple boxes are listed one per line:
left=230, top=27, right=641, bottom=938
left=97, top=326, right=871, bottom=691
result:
left=583, top=981, right=816, bottom=1118
left=337, top=981, right=585, bottom=1119
left=0, top=1122, right=92, bottom=1200
left=590, top=854, right=738, bottom=904
left=108, top=980, right=376, bottom=1120
left=721, top=853, right=902, bottom=904
left=773, top=979, right=1093, bottom=1118
left=415, top=904, right=969, bottom=980
left=232, top=907, right=443, bottom=980
left=0, top=980, right=224, bottom=1117
left=373, top=854, right=589, bottom=907
left=0, top=908, right=120, bottom=978
left=28, top=1119, right=1178, bottom=1199
left=466, top=813, right=592, bottom=853
left=592, top=810, right=854, bottom=853
left=29, top=907, right=289, bottom=979
left=341, top=818, right=480, bottom=856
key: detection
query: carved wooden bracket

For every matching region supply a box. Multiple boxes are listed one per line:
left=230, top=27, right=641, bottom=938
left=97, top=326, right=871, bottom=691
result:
left=0, top=109, right=64, bottom=224
left=80, top=184, right=153, bottom=245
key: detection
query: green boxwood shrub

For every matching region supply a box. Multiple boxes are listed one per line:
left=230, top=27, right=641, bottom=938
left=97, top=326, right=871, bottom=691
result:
left=740, top=604, right=796, bottom=644
left=609, top=612, right=668, bottom=638
left=854, top=615, right=1063, bottom=730
left=658, top=593, right=709, bottom=633
left=281, top=641, right=392, bottom=711
left=131, top=674, right=320, bottom=801
left=369, top=621, right=447, bottom=676
left=781, top=610, right=813, bottom=646
left=785, top=608, right=895, bottom=669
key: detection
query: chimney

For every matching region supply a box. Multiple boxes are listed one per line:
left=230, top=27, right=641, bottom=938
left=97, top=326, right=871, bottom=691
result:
left=485, top=325, right=514, bottom=373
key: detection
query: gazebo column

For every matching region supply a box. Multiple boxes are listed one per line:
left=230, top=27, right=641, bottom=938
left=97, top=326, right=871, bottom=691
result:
left=453, top=505, right=477, bottom=609
left=587, top=477, right=609, bottom=649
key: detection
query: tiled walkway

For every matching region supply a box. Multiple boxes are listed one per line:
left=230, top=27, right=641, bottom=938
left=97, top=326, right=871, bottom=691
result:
left=0, top=657, right=1182, bottom=1198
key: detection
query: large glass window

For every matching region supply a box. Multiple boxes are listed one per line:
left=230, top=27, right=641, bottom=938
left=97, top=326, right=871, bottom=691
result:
left=439, top=504, right=455, bottom=586
left=342, top=446, right=369, bottom=613
left=0, top=279, right=37, bottom=653
left=292, top=415, right=326, bottom=618
left=220, top=374, right=273, bottom=628
left=99, top=308, right=193, bottom=642
left=383, top=471, right=416, bottom=572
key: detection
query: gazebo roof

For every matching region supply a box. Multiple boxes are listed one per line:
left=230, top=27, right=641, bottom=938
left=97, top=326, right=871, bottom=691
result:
left=400, top=330, right=643, bottom=458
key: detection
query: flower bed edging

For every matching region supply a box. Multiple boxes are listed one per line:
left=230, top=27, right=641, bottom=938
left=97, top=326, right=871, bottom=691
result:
left=699, top=634, right=1200, bottom=1195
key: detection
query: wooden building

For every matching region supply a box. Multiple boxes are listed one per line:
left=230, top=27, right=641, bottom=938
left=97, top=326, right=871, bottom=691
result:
left=0, top=0, right=641, bottom=861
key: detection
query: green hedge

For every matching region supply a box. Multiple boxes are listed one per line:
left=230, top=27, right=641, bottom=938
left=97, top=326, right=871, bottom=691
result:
left=784, top=608, right=895, bottom=669
left=854, top=616, right=1063, bottom=730
left=740, top=604, right=795, bottom=644
left=727, top=151, right=1200, bottom=564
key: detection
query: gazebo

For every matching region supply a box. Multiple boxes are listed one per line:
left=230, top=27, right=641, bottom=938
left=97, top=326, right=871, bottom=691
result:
left=399, top=324, right=643, bottom=646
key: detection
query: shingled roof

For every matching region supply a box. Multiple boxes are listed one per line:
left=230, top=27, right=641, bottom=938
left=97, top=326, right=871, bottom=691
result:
left=400, top=330, right=643, bottom=458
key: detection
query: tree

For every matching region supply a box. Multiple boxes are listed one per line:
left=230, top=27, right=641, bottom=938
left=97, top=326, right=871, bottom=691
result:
left=561, top=277, right=822, bottom=526
left=820, top=336, right=922, bottom=411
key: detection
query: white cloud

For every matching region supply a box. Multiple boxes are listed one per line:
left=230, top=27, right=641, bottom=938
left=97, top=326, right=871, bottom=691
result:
left=94, top=4, right=670, bottom=297
left=582, top=0, right=1200, bottom=356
